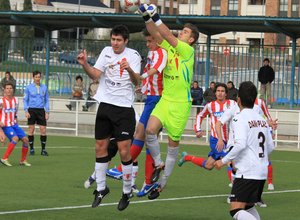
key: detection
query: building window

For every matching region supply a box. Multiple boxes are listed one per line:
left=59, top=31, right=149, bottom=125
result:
left=211, top=0, right=221, bottom=15
left=277, top=33, right=286, bottom=45
left=279, top=0, right=288, bottom=17
left=228, top=0, right=238, bottom=16
left=292, top=0, right=299, bottom=17
left=248, top=0, right=264, bottom=5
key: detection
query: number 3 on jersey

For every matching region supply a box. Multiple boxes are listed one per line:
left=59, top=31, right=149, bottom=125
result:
left=258, top=132, right=265, bottom=158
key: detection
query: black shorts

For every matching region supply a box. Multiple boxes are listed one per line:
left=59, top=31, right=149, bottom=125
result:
left=230, top=178, right=265, bottom=203
left=27, top=108, right=47, bottom=126
left=95, top=103, right=136, bottom=141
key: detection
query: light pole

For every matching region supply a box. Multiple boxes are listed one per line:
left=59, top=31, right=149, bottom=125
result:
left=76, top=0, right=81, bottom=51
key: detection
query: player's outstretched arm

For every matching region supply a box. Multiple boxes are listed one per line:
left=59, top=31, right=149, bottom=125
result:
left=77, top=49, right=102, bottom=80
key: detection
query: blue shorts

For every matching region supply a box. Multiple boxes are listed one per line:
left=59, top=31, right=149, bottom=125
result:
left=3, top=124, right=26, bottom=141
left=208, top=136, right=227, bottom=160
left=139, top=95, right=161, bottom=129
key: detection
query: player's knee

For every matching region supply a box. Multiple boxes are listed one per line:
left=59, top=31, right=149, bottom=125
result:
left=230, top=208, right=243, bottom=218
left=12, top=136, right=19, bottom=143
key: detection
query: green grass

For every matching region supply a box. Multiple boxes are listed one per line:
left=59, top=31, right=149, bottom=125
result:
left=0, top=136, right=299, bottom=220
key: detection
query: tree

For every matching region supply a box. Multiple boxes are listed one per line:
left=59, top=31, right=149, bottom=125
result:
left=18, top=0, right=34, bottom=63
left=0, top=0, right=11, bottom=63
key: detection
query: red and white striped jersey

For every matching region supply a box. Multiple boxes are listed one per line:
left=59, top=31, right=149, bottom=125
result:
left=0, top=97, right=18, bottom=127
left=254, top=98, right=272, bottom=121
left=194, top=99, right=236, bottom=141
left=141, top=48, right=167, bottom=96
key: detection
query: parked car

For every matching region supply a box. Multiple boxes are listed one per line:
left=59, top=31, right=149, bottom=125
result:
left=33, top=40, right=60, bottom=51
left=58, top=52, right=95, bottom=65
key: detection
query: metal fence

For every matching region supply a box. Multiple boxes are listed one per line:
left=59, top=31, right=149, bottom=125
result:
left=1, top=37, right=300, bottom=105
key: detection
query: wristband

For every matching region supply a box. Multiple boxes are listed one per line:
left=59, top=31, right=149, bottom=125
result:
left=152, top=13, right=162, bottom=26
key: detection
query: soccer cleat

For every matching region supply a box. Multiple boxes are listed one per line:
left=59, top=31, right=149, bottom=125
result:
left=151, top=163, right=164, bottom=183
left=84, top=176, right=95, bottom=189
left=0, top=158, right=12, bottom=167
left=131, top=185, right=139, bottom=194
left=106, top=168, right=123, bottom=180
left=178, top=151, right=188, bottom=167
left=137, top=182, right=159, bottom=197
left=92, top=187, right=110, bottom=208
left=30, top=148, right=35, bottom=155
left=20, top=160, right=31, bottom=167
left=148, top=187, right=160, bottom=200
left=117, top=192, right=131, bottom=211
left=256, top=200, right=267, bottom=208
left=268, top=183, right=274, bottom=191
left=41, top=150, right=49, bottom=156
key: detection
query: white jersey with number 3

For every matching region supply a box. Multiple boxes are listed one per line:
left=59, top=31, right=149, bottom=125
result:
left=221, top=108, right=274, bottom=180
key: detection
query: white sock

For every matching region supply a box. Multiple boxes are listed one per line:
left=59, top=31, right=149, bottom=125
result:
left=122, top=162, right=133, bottom=194
left=131, top=165, right=139, bottom=186
left=95, top=162, right=108, bottom=192
left=160, top=146, right=179, bottom=189
left=91, top=171, right=96, bottom=180
left=246, top=207, right=260, bottom=220
left=233, top=210, right=257, bottom=220
left=146, top=134, right=163, bottom=167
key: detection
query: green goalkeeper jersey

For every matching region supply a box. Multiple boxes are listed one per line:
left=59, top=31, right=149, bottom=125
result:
left=159, top=39, right=194, bottom=102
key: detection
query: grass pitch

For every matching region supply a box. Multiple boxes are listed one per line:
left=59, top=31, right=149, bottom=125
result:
left=0, top=135, right=299, bottom=220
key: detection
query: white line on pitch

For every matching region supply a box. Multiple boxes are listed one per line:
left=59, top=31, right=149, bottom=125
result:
left=0, top=189, right=299, bottom=215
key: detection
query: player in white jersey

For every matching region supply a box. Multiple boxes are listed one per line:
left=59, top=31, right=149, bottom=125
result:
left=77, top=25, right=141, bottom=211
left=216, top=97, right=276, bottom=199
left=215, top=81, right=275, bottom=220
left=0, top=83, right=31, bottom=167
left=178, top=83, right=236, bottom=171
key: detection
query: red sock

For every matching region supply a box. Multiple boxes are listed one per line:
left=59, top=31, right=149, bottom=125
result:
left=185, top=155, right=206, bottom=168
left=130, top=143, right=143, bottom=161
left=117, top=164, right=122, bottom=172
left=3, top=141, right=17, bottom=160
left=227, top=166, right=233, bottom=183
left=21, top=146, right=29, bottom=162
left=145, top=150, right=154, bottom=185
left=268, top=162, right=273, bottom=184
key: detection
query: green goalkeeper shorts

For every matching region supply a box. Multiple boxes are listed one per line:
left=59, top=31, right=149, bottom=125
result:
left=151, top=98, right=191, bottom=141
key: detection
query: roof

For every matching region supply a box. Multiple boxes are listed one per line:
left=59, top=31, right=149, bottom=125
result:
left=49, top=0, right=108, bottom=8
left=0, top=11, right=300, bottom=37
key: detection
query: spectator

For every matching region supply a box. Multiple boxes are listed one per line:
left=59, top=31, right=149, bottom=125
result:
left=203, top=81, right=216, bottom=104
left=258, top=58, right=275, bottom=107
left=82, top=79, right=99, bottom=111
left=23, top=70, right=50, bottom=156
left=227, top=81, right=238, bottom=101
left=191, top=81, right=203, bottom=105
left=66, top=75, right=85, bottom=111
left=1, top=71, right=16, bottom=94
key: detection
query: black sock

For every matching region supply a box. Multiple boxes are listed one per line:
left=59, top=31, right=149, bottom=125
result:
left=40, top=135, right=47, bottom=150
left=28, top=135, right=34, bottom=149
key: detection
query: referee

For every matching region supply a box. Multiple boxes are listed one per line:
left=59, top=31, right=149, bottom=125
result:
left=23, top=70, right=50, bottom=156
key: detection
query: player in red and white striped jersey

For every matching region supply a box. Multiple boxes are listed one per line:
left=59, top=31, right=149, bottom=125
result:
left=178, top=83, right=236, bottom=171
left=0, top=83, right=30, bottom=167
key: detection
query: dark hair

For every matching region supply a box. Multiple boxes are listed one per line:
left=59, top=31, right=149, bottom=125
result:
left=110, top=25, right=130, bottom=41
left=227, top=81, right=234, bottom=87
left=4, top=82, right=14, bottom=90
left=210, top=81, right=215, bottom=85
left=184, top=23, right=199, bottom=45
left=193, top=80, right=198, bottom=84
left=76, top=75, right=83, bottom=81
left=142, top=28, right=150, bottom=37
left=238, top=81, right=257, bottom=108
left=263, top=58, right=270, bottom=62
left=5, top=71, right=11, bottom=75
left=33, top=70, right=41, bottom=77
left=214, top=82, right=228, bottom=94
